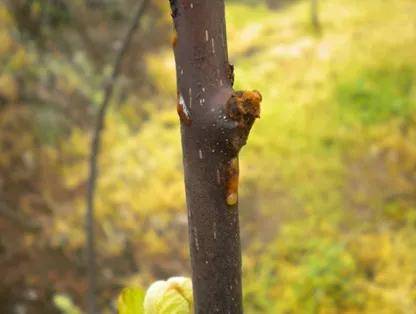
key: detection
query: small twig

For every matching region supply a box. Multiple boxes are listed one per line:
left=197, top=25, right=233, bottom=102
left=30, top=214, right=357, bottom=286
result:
left=85, top=1, right=149, bottom=313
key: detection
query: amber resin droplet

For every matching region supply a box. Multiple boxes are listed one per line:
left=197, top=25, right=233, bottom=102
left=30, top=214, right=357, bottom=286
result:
left=225, top=157, right=239, bottom=206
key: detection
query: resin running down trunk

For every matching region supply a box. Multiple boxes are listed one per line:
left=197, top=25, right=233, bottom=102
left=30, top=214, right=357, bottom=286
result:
left=169, top=1, right=262, bottom=313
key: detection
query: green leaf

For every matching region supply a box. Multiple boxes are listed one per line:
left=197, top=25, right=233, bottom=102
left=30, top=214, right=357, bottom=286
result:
left=118, top=287, right=145, bottom=314
left=144, top=277, right=193, bottom=314
left=53, top=294, right=82, bottom=314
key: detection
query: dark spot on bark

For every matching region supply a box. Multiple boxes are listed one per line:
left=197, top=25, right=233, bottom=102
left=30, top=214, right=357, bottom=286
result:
left=226, top=63, right=235, bottom=87
left=169, top=0, right=178, bottom=18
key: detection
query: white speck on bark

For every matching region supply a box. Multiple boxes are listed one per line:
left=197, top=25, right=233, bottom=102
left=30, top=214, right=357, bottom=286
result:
left=193, top=227, right=199, bottom=251
left=179, top=94, right=191, bottom=120
left=188, top=88, right=192, bottom=108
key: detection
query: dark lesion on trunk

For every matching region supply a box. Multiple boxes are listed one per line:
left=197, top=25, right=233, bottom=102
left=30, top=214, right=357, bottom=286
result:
left=222, top=90, right=262, bottom=206
left=176, top=87, right=262, bottom=205
left=226, top=63, right=235, bottom=87
left=169, top=0, right=179, bottom=18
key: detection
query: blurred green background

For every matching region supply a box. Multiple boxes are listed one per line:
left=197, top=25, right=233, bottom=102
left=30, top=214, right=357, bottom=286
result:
left=1, top=0, right=415, bottom=313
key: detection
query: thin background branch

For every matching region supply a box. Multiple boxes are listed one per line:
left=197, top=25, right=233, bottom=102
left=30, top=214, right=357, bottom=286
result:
left=311, top=0, right=321, bottom=32
left=85, top=0, right=149, bottom=313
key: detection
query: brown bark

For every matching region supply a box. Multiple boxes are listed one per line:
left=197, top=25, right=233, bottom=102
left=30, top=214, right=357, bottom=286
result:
left=169, top=1, right=261, bottom=313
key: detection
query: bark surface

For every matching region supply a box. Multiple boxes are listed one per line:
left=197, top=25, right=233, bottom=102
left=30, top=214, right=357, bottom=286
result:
left=170, top=1, right=261, bottom=313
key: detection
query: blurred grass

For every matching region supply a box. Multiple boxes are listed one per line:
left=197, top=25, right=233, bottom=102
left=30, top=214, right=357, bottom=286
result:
left=223, top=0, right=416, bottom=312
left=54, top=0, right=416, bottom=312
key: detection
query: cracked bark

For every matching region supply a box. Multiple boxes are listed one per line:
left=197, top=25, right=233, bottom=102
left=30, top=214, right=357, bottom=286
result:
left=169, top=1, right=261, bottom=313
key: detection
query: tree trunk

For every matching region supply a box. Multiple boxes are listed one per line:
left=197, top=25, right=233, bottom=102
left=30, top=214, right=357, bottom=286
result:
left=169, top=1, right=261, bottom=313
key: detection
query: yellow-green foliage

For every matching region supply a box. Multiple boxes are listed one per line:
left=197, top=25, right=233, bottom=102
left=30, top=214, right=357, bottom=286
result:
left=4, top=0, right=414, bottom=312
left=75, top=0, right=415, bottom=311
left=118, top=287, right=145, bottom=314
left=224, top=0, right=416, bottom=312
